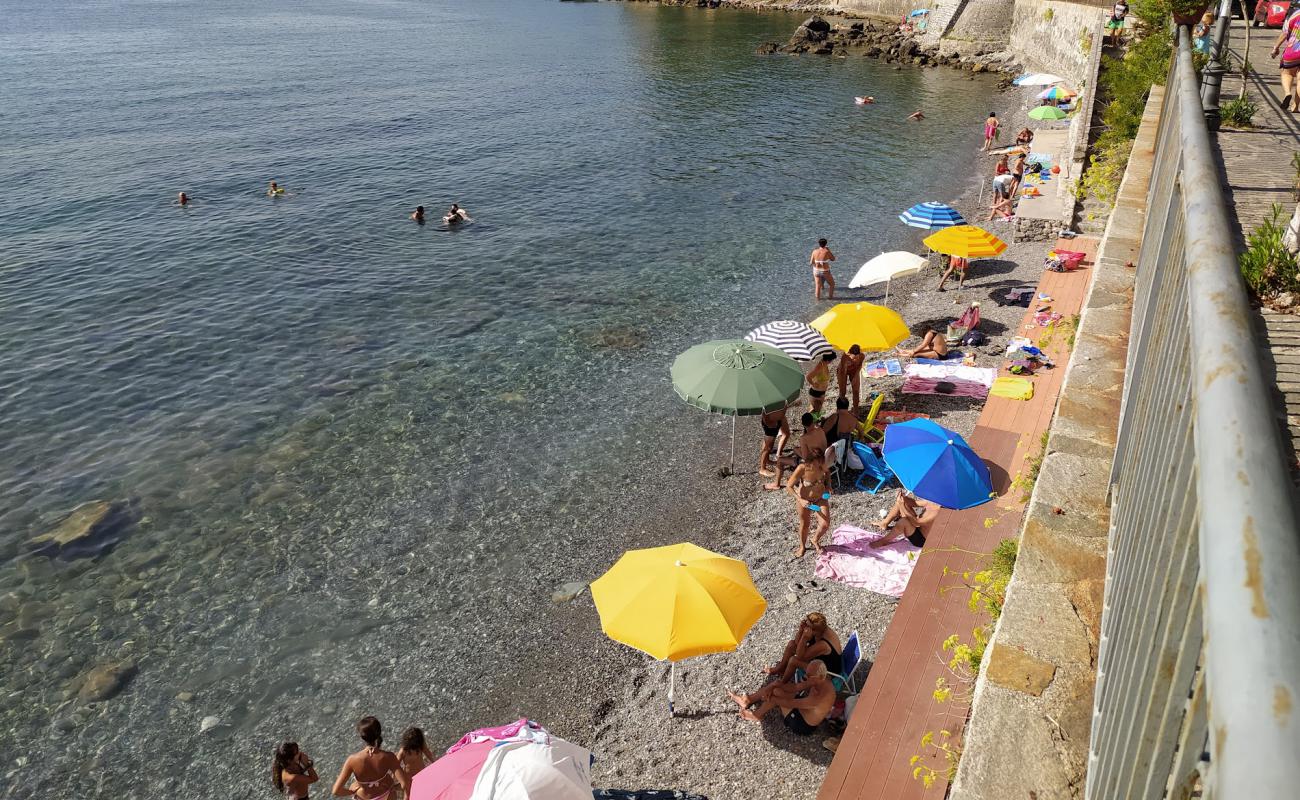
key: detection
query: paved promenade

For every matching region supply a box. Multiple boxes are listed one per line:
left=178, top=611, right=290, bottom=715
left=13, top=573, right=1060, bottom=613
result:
left=1217, top=18, right=1300, bottom=488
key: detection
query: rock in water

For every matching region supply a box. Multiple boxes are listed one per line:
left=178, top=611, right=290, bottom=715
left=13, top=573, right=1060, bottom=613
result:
left=200, top=715, right=221, bottom=733
left=551, top=582, right=587, bottom=603
left=76, top=659, right=138, bottom=702
left=29, top=499, right=137, bottom=560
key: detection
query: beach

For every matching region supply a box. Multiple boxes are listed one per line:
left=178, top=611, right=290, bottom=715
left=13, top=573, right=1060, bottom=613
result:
left=0, top=1, right=1048, bottom=797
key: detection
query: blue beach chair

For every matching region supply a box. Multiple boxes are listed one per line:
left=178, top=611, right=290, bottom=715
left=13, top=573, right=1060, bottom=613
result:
left=829, top=631, right=862, bottom=694
left=851, top=442, right=895, bottom=494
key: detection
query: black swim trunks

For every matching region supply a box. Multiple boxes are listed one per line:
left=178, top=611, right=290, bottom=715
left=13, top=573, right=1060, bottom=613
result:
left=809, top=389, right=826, bottom=399
left=784, top=709, right=817, bottom=736
left=762, top=423, right=782, bottom=437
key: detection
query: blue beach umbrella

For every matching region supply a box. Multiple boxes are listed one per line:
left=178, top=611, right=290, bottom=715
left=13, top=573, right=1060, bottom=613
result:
left=882, top=419, right=994, bottom=509
left=899, top=202, right=965, bottom=231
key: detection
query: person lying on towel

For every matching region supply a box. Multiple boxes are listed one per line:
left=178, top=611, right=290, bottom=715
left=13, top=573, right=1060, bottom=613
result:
left=870, top=489, right=940, bottom=548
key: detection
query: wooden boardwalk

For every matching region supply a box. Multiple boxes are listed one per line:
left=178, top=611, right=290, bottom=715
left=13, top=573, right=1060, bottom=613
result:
left=1218, top=18, right=1300, bottom=490
left=819, top=236, right=1100, bottom=800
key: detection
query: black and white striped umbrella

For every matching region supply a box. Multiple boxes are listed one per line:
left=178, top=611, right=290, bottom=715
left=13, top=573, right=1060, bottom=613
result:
left=744, top=320, right=834, bottom=361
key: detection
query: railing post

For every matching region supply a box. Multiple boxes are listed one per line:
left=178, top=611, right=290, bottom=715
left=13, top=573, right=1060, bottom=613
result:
left=1200, top=0, right=1234, bottom=129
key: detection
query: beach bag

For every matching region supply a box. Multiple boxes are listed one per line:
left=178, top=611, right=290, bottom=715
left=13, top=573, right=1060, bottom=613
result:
left=1008, top=360, right=1037, bottom=375
left=962, top=330, right=987, bottom=347
left=945, top=325, right=968, bottom=346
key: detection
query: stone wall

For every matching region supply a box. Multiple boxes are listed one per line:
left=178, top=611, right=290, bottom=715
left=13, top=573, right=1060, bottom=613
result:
left=1008, top=0, right=1107, bottom=85
left=948, top=86, right=1164, bottom=800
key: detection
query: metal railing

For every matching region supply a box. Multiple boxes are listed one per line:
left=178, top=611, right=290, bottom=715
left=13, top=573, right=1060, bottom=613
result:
left=1088, top=25, right=1300, bottom=800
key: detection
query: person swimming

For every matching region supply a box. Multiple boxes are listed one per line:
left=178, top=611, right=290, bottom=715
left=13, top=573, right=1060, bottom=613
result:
left=908, top=110, right=925, bottom=121
left=177, top=191, right=189, bottom=206
left=267, top=180, right=285, bottom=197
left=443, top=204, right=468, bottom=224
left=411, top=206, right=425, bottom=223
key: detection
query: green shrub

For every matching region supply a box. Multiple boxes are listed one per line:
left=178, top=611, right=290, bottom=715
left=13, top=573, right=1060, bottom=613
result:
left=1221, top=96, right=1256, bottom=127
left=1240, top=204, right=1300, bottom=299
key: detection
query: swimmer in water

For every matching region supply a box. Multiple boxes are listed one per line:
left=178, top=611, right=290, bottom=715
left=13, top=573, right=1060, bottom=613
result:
left=267, top=180, right=285, bottom=197
left=908, top=110, right=925, bottom=121
left=411, top=206, right=425, bottom=224
left=177, top=191, right=189, bottom=206
left=444, top=204, right=468, bottom=224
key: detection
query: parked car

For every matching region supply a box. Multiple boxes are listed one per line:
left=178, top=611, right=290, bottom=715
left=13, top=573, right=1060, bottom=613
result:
left=1254, top=0, right=1294, bottom=27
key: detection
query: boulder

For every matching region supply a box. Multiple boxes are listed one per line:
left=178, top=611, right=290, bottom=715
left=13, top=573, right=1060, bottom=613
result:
left=29, top=500, right=138, bottom=560
left=795, top=16, right=831, bottom=42
left=75, top=659, right=137, bottom=702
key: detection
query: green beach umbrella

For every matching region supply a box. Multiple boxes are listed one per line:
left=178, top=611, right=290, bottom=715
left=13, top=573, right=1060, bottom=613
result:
left=1028, top=106, right=1068, bottom=121
left=671, top=340, right=804, bottom=470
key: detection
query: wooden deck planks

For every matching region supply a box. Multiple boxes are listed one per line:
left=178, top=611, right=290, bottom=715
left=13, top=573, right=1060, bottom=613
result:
left=819, top=236, right=1098, bottom=800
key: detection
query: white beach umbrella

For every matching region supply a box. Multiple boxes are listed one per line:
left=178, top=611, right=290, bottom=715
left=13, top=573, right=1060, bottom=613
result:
left=468, top=738, right=593, bottom=800
left=1013, top=73, right=1064, bottom=86
left=848, top=251, right=928, bottom=304
left=744, top=320, right=834, bottom=361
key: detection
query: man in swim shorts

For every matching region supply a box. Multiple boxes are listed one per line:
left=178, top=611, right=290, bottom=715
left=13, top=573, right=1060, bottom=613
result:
left=727, top=660, right=836, bottom=735
left=870, top=489, right=940, bottom=548
left=810, top=238, right=836, bottom=300
left=758, top=404, right=791, bottom=483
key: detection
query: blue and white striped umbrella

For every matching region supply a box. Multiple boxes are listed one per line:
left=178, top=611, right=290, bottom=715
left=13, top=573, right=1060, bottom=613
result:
left=898, top=202, right=966, bottom=230
left=744, top=320, right=834, bottom=362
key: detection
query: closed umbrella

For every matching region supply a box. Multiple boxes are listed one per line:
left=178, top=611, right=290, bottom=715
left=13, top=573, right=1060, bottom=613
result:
left=670, top=340, right=804, bottom=470
left=744, top=320, right=833, bottom=361
left=1013, top=72, right=1064, bottom=86
left=882, top=418, right=994, bottom=509
left=899, top=201, right=965, bottom=230
left=848, top=251, right=929, bottom=303
left=923, top=225, right=1007, bottom=259
left=1028, top=105, right=1068, bottom=121
left=411, top=728, right=592, bottom=800
left=591, top=542, right=766, bottom=714
left=810, top=302, right=909, bottom=352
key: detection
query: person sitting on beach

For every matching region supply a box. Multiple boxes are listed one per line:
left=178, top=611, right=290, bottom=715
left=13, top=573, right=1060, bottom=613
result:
left=272, top=742, right=318, bottom=800
left=766, top=413, right=829, bottom=491
left=937, top=256, right=969, bottom=292
left=806, top=351, right=835, bottom=415
left=786, top=447, right=832, bottom=558
left=908, top=110, right=925, bottom=121
left=1016, top=127, right=1034, bottom=146
left=759, top=404, right=791, bottom=483
left=411, top=206, right=425, bottom=223
left=981, top=112, right=1000, bottom=152
left=988, top=189, right=1014, bottom=222
left=764, top=612, right=845, bottom=683
left=268, top=180, right=285, bottom=197
left=899, top=329, right=949, bottom=359
left=332, top=717, right=408, bottom=800
left=994, top=155, right=1010, bottom=176
left=444, top=204, right=469, bottom=224
left=836, top=344, right=865, bottom=409
left=727, top=660, right=837, bottom=735
left=821, top=397, right=859, bottom=447
left=870, top=489, right=941, bottom=548
left=177, top=191, right=190, bottom=206
left=396, top=727, right=435, bottom=780
left=810, top=238, right=836, bottom=300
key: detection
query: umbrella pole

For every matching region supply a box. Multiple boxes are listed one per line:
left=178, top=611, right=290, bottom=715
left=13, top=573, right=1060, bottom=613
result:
left=884, top=278, right=891, bottom=306
left=730, top=415, right=736, bottom=473
left=669, top=661, right=676, bottom=716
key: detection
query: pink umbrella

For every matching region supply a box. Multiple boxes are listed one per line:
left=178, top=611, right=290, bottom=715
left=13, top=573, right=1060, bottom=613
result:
left=410, top=741, right=494, bottom=800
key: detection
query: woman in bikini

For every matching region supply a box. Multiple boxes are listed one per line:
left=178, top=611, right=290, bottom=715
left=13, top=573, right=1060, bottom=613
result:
left=806, top=351, right=835, bottom=415
left=899, top=329, right=949, bottom=360
left=764, top=612, right=845, bottom=682
left=810, top=238, right=836, bottom=300
left=836, top=344, right=865, bottom=409
left=272, top=742, right=318, bottom=800
left=396, top=727, right=435, bottom=781
left=938, top=255, right=970, bottom=291
left=332, top=717, right=407, bottom=800
left=786, top=453, right=831, bottom=559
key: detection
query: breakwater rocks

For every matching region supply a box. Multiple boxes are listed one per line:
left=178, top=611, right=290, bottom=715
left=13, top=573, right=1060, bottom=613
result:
left=758, top=16, right=1018, bottom=75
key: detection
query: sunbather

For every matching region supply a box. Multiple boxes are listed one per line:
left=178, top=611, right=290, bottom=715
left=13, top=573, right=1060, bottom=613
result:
left=870, top=490, right=940, bottom=548
left=727, top=661, right=837, bottom=735
left=765, top=413, right=828, bottom=491
left=787, top=450, right=832, bottom=558
left=764, top=612, right=844, bottom=683
left=899, top=329, right=948, bottom=360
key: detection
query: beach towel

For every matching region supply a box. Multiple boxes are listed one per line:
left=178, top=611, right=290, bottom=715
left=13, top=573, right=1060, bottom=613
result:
left=902, top=363, right=996, bottom=399
left=915, top=352, right=963, bottom=365
left=991, top=376, right=1034, bottom=400
left=814, top=524, right=920, bottom=597
left=447, top=719, right=550, bottom=755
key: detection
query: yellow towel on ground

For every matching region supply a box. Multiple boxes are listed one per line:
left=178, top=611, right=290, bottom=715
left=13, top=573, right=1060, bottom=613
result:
left=992, top=376, right=1034, bottom=400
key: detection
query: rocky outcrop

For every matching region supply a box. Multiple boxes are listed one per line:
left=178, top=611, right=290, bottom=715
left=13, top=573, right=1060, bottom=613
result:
left=758, top=15, right=1019, bottom=75
left=29, top=499, right=139, bottom=560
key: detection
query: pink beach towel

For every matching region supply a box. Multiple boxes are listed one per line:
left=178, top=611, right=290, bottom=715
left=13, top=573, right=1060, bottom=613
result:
left=813, top=524, right=920, bottom=597
left=446, top=719, right=549, bottom=755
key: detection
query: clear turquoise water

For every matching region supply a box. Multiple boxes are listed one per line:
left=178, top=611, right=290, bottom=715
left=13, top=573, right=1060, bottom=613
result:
left=0, top=0, right=999, bottom=792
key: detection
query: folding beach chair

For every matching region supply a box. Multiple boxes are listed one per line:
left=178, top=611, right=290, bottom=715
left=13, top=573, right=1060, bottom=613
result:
left=825, top=440, right=847, bottom=489
left=851, top=442, right=895, bottom=494
left=854, top=394, right=885, bottom=445
left=829, top=631, right=862, bottom=694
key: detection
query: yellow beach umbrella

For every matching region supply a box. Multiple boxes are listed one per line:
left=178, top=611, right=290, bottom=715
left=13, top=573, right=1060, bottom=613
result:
left=591, top=542, right=766, bottom=714
left=923, top=225, right=1008, bottom=259
left=809, top=302, right=909, bottom=352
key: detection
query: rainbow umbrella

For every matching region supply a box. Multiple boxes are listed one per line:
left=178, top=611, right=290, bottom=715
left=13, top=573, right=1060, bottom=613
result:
left=923, top=225, right=1007, bottom=259
left=1028, top=106, right=1068, bottom=121
left=882, top=418, right=994, bottom=509
left=1038, top=86, right=1076, bottom=101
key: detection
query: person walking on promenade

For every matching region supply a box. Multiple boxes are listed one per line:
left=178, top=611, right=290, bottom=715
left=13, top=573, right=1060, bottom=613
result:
left=836, top=344, right=865, bottom=410
left=1272, top=7, right=1300, bottom=110
left=396, top=727, right=435, bottom=780
left=272, top=742, right=318, bottom=800
left=806, top=351, right=836, bottom=415
left=981, top=112, right=1000, bottom=152
left=1107, top=1, right=1129, bottom=49
left=332, top=717, right=407, bottom=800
left=787, top=449, right=832, bottom=558
left=810, top=238, right=836, bottom=300
left=759, top=404, right=791, bottom=482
